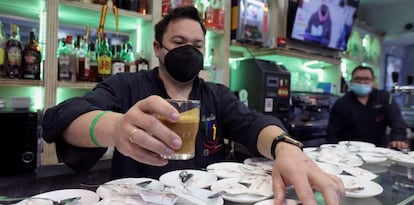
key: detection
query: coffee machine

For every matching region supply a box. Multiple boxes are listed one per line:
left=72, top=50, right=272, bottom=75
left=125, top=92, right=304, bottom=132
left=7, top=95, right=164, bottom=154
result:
left=289, top=91, right=339, bottom=146
left=230, top=58, right=291, bottom=127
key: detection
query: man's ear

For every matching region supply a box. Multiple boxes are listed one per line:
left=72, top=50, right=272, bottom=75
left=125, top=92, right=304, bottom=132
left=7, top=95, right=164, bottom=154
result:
left=153, top=41, right=161, bottom=56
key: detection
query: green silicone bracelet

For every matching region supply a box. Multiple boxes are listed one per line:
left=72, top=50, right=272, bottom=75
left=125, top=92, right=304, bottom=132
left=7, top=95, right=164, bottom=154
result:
left=89, top=111, right=110, bottom=147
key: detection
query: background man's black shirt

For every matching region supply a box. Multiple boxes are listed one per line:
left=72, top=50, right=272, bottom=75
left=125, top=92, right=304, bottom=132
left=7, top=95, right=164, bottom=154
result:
left=327, top=89, right=407, bottom=147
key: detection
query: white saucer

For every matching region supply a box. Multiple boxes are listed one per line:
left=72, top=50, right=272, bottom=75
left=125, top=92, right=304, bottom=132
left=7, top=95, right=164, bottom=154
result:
left=363, top=147, right=398, bottom=155
left=171, top=187, right=224, bottom=205
left=357, top=152, right=388, bottom=164
left=315, top=162, right=343, bottom=175
left=210, top=178, right=272, bottom=203
left=96, top=186, right=224, bottom=205
left=254, top=199, right=301, bottom=205
left=206, top=162, right=245, bottom=178
left=320, top=144, right=347, bottom=150
left=338, top=141, right=376, bottom=150
left=16, top=189, right=99, bottom=205
left=96, top=177, right=164, bottom=199
left=159, top=169, right=217, bottom=188
left=388, top=152, right=414, bottom=168
left=243, top=157, right=274, bottom=172
left=338, top=175, right=383, bottom=198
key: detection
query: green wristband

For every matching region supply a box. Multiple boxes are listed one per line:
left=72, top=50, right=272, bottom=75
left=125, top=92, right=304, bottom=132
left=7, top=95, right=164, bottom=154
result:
left=89, top=111, right=110, bottom=147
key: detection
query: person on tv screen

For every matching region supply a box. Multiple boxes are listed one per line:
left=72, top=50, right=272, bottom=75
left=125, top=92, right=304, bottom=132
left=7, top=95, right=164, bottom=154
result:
left=336, top=0, right=356, bottom=50
left=304, top=3, right=332, bottom=46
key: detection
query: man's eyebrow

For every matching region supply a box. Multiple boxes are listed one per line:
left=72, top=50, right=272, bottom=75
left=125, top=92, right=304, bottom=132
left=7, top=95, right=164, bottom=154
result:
left=170, top=35, right=204, bottom=43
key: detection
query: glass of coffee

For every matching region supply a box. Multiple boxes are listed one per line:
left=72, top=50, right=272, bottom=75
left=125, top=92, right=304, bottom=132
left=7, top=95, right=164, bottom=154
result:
left=159, top=99, right=200, bottom=160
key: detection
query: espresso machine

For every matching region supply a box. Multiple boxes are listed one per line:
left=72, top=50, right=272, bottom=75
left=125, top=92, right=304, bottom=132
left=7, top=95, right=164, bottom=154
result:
left=230, top=58, right=291, bottom=128
left=289, top=91, right=339, bottom=146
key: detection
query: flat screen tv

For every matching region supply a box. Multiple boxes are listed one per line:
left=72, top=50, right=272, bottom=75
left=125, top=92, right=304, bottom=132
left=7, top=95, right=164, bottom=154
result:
left=288, top=0, right=359, bottom=51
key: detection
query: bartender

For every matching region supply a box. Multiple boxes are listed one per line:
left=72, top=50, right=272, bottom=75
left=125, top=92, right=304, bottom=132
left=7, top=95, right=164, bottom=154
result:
left=43, top=6, right=345, bottom=205
left=327, top=65, right=409, bottom=149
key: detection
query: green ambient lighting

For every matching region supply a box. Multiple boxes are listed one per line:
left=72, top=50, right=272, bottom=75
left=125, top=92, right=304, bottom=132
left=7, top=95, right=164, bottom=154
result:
left=39, top=5, right=46, bottom=81
left=302, top=60, right=324, bottom=82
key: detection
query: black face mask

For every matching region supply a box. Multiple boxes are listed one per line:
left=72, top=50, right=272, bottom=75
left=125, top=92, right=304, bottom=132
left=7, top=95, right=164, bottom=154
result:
left=162, top=45, right=204, bottom=83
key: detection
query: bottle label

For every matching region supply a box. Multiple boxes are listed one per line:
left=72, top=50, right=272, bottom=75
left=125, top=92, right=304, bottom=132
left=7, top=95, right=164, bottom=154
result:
left=0, top=48, right=4, bottom=65
left=7, top=46, right=22, bottom=66
left=129, top=64, right=137, bottom=73
left=112, top=62, right=125, bottom=74
left=59, top=55, right=71, bottom=80
left=59, top=55, right=69, bottom=66
left=84, top=57, right=90, bottom=77
left=98, top=55, right=112, bottom=75
left=22, top=50, right=41, bottom=79
left=138, top=63, right=148, bottom=71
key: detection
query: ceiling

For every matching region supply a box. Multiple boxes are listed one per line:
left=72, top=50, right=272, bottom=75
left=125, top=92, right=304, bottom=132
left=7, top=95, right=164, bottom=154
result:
left=357, top=0, right=414, bottom=46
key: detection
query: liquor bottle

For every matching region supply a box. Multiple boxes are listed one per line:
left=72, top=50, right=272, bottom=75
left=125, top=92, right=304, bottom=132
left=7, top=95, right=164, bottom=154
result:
left=97, top=33, right=112, bottom=81
left=76, top=35, right=90, bottom=81
left=111, top=45, right=125, bottom=74
left=88, top=42, right=98, bottom=82
left=21, top=30, right=42, bottom=80
left=162, top=0, right=171, bottom=16
left=230, top=0, right=239, bottom=40
left=213, top=0, right=224, bottom=30
left=58, top=35, right=76, bottom=81
left=205, top=48, right=217, bottom=82
left=123, top=44, right=136, bottom=73
left=0, top=21, right=6, bottom=78
left=194, top=0, right=205, bottom=21
left=204, top=0, right=214, bottom=28
left=136, top=50, right=149, bottom=71
left=5, top=24, right=23, bottom=78
left=138, top=0, right=148, bottom=14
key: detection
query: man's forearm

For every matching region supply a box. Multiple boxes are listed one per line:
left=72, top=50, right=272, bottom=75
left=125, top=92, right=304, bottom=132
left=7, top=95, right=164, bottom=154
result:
left=63, top=111, right=122, bottom=148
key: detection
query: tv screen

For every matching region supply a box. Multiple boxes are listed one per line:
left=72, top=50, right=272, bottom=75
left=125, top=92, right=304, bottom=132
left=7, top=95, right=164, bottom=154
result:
left=289, top=0, right=359, bottom=51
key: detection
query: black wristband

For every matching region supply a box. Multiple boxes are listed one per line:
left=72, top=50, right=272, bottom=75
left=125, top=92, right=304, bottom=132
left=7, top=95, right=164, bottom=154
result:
left=271, top=137, right=279, bottom=160
left=270, top=133, right=303, bottom=160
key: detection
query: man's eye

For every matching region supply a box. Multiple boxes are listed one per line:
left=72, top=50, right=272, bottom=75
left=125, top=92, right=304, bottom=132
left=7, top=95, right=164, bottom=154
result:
left=174, top=42, right=185, bottom=46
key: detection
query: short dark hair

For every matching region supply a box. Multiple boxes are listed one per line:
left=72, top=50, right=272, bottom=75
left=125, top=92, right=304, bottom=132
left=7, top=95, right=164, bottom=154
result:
left=154, top=6, right=206, bottom=46
left=351, top=65, right=375, bottom=78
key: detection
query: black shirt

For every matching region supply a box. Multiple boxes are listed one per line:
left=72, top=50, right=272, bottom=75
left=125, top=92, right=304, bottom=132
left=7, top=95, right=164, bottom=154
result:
left=42, top=68, right=284, bottom=179
left=327, top=89, right=407, bottom=147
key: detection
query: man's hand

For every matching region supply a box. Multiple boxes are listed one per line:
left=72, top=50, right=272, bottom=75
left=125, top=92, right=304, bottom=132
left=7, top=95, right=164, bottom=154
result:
left=113, top=95, right=182, bottom=166
left=388, top=140, right=409, bottom=150
left=272, top=142, right=345, bottom=205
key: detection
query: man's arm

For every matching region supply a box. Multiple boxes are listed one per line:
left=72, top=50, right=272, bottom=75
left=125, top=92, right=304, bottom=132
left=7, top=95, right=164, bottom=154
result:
left=256, top=126, right=345, bottom=205
left=387, top=95, right=408, bottom=140
left=326, top=101, right=343, bottom=143
left=386, top=94, right=409, bottom=149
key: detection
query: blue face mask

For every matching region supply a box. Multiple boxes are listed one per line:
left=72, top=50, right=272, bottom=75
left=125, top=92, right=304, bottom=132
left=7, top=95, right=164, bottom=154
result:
left=350, top=83, right=372, bottom=96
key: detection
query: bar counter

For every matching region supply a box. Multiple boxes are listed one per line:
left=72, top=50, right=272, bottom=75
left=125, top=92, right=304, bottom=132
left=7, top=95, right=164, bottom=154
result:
left=0, top=159, right=111, bottom=198
left=1, top=159, right=413, bottom=205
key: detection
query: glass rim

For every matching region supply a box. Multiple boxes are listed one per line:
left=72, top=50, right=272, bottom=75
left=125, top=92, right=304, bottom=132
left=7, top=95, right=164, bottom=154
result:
left=166, top=99, right=200, bottom=104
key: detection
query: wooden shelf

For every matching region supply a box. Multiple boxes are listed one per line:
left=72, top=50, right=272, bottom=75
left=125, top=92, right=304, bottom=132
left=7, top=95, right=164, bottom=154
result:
left=230, top=43, right=341, bottom=66
left=58, top=81, right=97, bottom=90
left=59, top=0, right=152, bottom=33
left=0, top=79, right=44, bottom=87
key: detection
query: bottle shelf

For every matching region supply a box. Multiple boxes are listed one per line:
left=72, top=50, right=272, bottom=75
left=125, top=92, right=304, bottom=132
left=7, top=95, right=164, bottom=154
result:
left=59, top=0, right=152, bottom=33
left=230, top=43, right=341, bottom=66
left=0, top=0, right=44, bottom=20
left=57, top=81, right=97, bottom=90
left=0, top=79, right=44, bottom=87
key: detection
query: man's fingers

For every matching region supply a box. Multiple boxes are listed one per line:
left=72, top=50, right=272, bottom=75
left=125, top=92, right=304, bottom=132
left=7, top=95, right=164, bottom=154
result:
left=272, top=169, right=287, bottom=205
left=318, top=175, right=345, bottom=205
left=137, top=95, right=179, bottom=122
